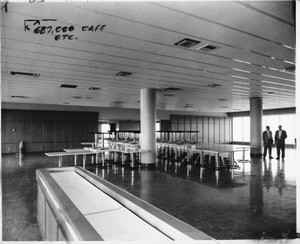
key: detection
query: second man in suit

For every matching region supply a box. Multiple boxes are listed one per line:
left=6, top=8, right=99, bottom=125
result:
left=275, top=125, right=287, bottom=159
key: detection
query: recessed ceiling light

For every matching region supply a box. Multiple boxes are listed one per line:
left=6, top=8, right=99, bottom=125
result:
left=233, top=59, right=251, bottom=64
left=116, top=71, right=132, bottom=77
left=283, top=45, right=295, bottom=50
left=261, top=74, right=293, bottom=82
left=232, top=68, right=251, bottom=73
left=174, top=38, right=200, bottom=48
left=10, top=71, right=40, bottom=77
left=231, top=75, right=249, bottom=80
left=283, top=60, right=295, bottom=65
left=197, top=44, right=220, bottom=52
left=60, top=84, right=77, bottom=88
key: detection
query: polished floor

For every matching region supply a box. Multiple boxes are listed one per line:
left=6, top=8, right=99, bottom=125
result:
left=1, top=148, right=297, bottom=241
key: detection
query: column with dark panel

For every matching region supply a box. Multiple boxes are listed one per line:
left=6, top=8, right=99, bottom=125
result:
left=140, top=88, right=156, bottom=167
left=250, top=97, right=263, bottom=157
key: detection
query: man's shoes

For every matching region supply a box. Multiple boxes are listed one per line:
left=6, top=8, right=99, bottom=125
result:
left=276, top=157, right=280, bottom=160
left=269, top=156, right=273, bottom=159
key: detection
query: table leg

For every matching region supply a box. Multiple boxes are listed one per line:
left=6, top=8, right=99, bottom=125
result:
left=58, top=156, right=62, bottom=167
left=122, top=152, right=125, bottom=165
left=102, top=152, right=105, bottom=167
left=216, top=153, right=219, bottom=169
left=131, top=152, right=135, bottom=168
left=74, top=155, right=77, bottom=166
left=83, top=154, right=86, bottom=168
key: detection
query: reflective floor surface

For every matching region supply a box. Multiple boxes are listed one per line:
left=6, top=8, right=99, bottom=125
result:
left=1, top=149, right=297, bottom=241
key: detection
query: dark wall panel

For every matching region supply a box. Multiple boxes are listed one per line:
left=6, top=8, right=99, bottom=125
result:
left=1, top=109, right=98, bottom=154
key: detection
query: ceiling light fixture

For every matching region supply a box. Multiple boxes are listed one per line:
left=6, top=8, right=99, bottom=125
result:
left=283, top=45, right=295, bottom=50
left=231, top=75, right=249, bottom=80
left=233, top=85, right=250, bottom=90
left=283, top=60, right=295, bottom=65
left=233, top=59, right=251, bottom=64
left=232, top=81, right=249, bottom=85
left=261, top=74, right=294, bottom=82
left=233, top=68, right=251, bottom=73
left=174, top=38, right=200, bottom=48
left=261, top=81, right=295, bottom=88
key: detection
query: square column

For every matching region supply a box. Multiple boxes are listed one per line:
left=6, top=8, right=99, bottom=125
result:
left=140, top=88, right=156, bottom=166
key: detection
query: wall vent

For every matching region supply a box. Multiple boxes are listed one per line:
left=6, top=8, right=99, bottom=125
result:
left=197, top=44, right=220, bottom=52
left=283, top=66, right=295, bottom=72
left=10, top=71, right=40, bottom=77
left=60, top=84, right=77, bottom=88
left=89, top=87, right=100, bottom=90
left=116, top=71, right=132, bottom=77
left=207, top=84, right=221, bottom=88
left=11, top=95, right=29, bottom=98
left=163, top=87, right=181, bottom=91
left=174, top=38, right=200, bottom=48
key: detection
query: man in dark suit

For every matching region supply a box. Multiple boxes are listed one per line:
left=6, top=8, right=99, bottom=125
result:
left=275, top=125, right=287, bottom=159
left=262, top=126, right=273, bottom=159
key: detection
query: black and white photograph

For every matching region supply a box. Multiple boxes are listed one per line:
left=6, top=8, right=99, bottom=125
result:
left=1, top=0, right=298, bottom=243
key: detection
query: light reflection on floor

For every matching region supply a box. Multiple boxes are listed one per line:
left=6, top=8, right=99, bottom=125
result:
left=89, top=148, right=296, bottom=240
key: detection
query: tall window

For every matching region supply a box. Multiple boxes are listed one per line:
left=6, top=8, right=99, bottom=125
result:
left=233, top=113, right=295, bottom=145
left=233, top=116, right=250, bottom=143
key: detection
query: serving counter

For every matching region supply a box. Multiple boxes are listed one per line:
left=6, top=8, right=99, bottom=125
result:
left=36, top=166, right=213, bottom=242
